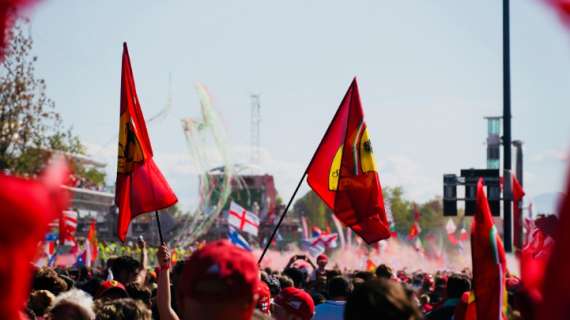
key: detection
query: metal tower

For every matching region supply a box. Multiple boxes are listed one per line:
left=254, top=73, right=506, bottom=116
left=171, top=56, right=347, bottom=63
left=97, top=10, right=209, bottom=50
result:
left=250, top=94, right=261, bottom=164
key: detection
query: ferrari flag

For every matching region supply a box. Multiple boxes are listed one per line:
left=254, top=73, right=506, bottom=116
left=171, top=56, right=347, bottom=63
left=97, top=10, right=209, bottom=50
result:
left=115, top=43, right=178, bottom=241
left=306, top=78, right=390, bottom=244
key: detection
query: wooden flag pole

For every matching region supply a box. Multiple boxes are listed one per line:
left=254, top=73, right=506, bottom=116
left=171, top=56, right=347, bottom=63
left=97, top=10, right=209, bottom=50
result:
left=258, top=170, right=307, bottom=264
left=155, top=211, right=165, bottom=244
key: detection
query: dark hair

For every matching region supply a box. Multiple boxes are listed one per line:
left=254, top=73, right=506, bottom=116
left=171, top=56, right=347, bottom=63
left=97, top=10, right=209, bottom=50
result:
left=28, top=290, right=55, bottom=317
left=95, top=298, right=151, bottom=320
left=110, top=256, right=141, bottom=277
left=126, top=283, right=152, bottom=307
left=344, top=279, right=422, bottom=320
left=446, top=274, right=471, bottom=299
left=353, top=271, right=375, bottom=282
left=33, top=268, right=69, bottom=296
left=375, top=264, right=393, bottom=279
left=283, top=267, right=307, bottom=289
left=278, top=275, right=294, bottom=289
left=328, top=276, right=352, bottom=299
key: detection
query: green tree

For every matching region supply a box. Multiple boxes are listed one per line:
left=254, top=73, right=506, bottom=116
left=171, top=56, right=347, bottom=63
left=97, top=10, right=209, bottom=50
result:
left=0, top=18, right=105, bottom=186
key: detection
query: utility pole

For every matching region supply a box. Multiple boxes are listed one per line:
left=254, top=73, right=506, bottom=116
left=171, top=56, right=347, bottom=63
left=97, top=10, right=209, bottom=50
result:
left=502, top=0, right=513, bottom=253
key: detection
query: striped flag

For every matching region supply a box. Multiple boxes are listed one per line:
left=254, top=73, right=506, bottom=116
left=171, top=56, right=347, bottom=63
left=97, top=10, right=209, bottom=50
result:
left=59, top=210, right=78, bottom=244
left=228, top=201, right=260, bottom=237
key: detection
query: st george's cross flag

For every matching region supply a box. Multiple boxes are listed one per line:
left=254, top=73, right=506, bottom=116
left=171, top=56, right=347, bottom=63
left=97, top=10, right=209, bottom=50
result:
left=115, top=43, right=178, bottom=241
left=228, top=201, right=260, bottom=237
left=306, top=78, right=390, bottom=244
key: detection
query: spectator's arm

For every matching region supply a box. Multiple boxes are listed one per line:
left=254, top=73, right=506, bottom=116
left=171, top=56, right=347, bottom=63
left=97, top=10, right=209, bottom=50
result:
left=157, top=245, right=180, bottom=320
left=135, top=237, right=148, bottom=285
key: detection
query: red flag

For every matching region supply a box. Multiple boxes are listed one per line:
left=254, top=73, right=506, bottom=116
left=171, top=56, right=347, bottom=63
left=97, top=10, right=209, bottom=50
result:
left=471, top=178, right=508, bottom=320
left=512, top=175, right=525, bottom=249
left=115, top=43, right=178, bottom=241
left=306, top=78, right=390, bottom=244
left=538, top=166, right=570, bottom=319
left=0, top=160, right=69, bottom=320
left=408, top=205, right=421, bottom=240
left=87, top=219, right=98, bottom=264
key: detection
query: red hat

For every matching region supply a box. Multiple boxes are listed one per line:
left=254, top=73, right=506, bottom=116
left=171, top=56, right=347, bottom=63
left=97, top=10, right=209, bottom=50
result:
left=274, top=287, right=315, bottom=320
left=256, top=281, right=271, bottom=314
left=97, top=280, right=128, bottom=298
left=317, top=254, right=328, bottom=262
left=178, top=240, right=260, bottom=302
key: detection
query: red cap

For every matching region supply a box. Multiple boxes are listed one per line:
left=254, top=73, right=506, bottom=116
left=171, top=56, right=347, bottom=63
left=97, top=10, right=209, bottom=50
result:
left=256, top=281, right=271, bottom=314
left=317, top=254, right=328, bottom=263
left=274, top=287, right=315, bottom=320
left=97, top=280, right=128, bottom=298
left=178, top=240, right=260, bottom=302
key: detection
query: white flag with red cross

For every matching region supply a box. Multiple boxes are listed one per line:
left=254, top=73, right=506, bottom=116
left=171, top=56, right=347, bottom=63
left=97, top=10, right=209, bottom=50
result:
left=228, top=201, right=260, bottom=237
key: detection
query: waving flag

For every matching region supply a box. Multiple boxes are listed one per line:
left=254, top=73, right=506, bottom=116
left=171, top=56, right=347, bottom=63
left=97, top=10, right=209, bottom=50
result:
left=512, top=175, right=525, bottom=249
left=306, top=78, right=390, bottom=244
left=228, top=201, right=260, bottom=236
left=87, top=219, right=98, bottom=265
left=408, top=205, right=421, bottom=240
left=302, top=228, right=338, bottom=257
left=471, top=178, right=508, bottom=320
left=59, top=210, right=77, bottom=244
left=115, top=43, right=178, bottom=241
left=228, top=227, right=252, bottom=251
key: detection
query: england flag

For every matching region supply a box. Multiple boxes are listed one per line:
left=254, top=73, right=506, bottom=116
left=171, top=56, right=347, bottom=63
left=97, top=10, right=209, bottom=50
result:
left=227, top=201, right=260, bottom=237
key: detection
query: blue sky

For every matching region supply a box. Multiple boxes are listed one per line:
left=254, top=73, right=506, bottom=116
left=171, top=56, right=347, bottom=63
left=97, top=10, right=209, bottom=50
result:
left=25, top=0, right=570, bottom=212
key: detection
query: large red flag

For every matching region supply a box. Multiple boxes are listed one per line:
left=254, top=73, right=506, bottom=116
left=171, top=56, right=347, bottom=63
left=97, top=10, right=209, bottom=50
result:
left=0, top=159, right=70, bottom=320
left=306, top=78, right=390, bottom=244
left=115, top=43, right=178, bottom=241
left=538, top=165, right=570, bottom=319
left=471, top=178, right=508, bottom=320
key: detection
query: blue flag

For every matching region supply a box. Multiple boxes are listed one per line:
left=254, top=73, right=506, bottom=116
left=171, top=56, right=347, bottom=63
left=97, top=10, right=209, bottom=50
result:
left=228, top=228, right=252, bottom=251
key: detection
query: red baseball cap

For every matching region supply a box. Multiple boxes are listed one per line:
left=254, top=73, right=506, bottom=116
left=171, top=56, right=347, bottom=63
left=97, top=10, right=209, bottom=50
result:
left=256, top=281, right=271, bottom=314
left=97, top=280, right=128, bottom=298
left=274, top=287, right=315, bottom=320
left=178, top=240, right=260, bottom=302
left=317, top=254, right=328, bottom=263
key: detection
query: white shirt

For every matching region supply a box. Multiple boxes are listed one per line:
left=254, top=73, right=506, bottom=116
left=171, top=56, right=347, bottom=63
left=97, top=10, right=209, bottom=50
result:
left=313, top=300, right=346, bottom=320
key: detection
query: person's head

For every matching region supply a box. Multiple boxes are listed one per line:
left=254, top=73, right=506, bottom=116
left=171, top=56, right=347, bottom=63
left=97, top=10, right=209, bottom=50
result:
left=46, top=289, right=95, bottom=320
left=278, top=275, right=294, bottom=289
left=344, top=279, right=422, bottom=320
left=96, top=280, right=129, bottom=301
left=125, top=282, right=151, bottom=307
left=263, top=274, right=281, bottom=297
left=94, top=298, right=151, bottom=320
left=446, top=274, right=471, bottom=299
left=28, top=290, right=55, bottom=318
left=33, top=267, right=69, bottom=296
left=375, top=264, right=393, bottom=280
left=256, top=281, right=271, bottom=315
left=419, top=294, right=430, bottom=305
left=109, top=256, right=140, bottom=285
left=327, top=276, right=352, bottom=300
left=283, top=267, right=307, bottom=289
left=316, top=255, right=328, bottom=269
left=176, top=240, right=260, bottom=320
left=272, top=287, right=315, bottom=320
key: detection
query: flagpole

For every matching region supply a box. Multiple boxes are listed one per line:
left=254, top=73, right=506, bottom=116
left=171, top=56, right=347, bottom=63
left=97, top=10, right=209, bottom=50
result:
left=155, top=211, right=165, bottom=244
left=258, top=170, right=307, bottom=264
left=258, top=79, right=357, bottom=265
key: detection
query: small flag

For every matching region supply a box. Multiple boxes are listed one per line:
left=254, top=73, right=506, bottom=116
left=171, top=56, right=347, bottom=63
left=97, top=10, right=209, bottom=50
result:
left=408, top=205, right=421, bottom=241
left=228, top=201, right=260, bottom=237
left=228, top=227, right=252, bottom=251
left=59, top=210, right=77, bottom=244
left=87, top=219, right=98, bottom=265
left=302, top=231, right=338, bottom=257
left=306, top=78, right=390, bottom=244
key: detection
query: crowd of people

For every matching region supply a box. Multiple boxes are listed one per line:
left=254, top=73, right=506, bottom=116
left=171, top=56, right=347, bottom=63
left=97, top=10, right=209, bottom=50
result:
left=23, top=238, right=529, bottom=320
